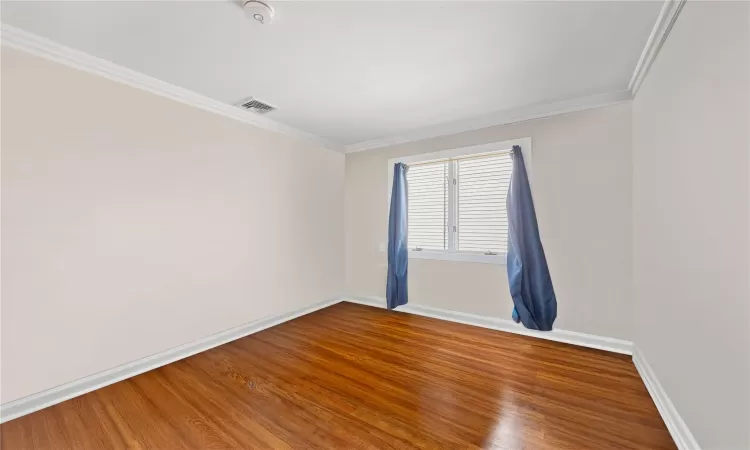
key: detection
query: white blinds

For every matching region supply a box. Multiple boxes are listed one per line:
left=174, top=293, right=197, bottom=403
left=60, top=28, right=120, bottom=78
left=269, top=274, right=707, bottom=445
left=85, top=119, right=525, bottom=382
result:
left=406, top=161, right=448, bottom=250
left=403, top=150, right=512, bottom=255
left=456, top=153, right=512, bottom=253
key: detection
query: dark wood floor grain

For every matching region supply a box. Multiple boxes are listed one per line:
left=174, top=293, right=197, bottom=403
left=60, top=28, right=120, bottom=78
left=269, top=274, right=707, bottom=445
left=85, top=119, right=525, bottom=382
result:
left=1, top=302, right=675, bottom=449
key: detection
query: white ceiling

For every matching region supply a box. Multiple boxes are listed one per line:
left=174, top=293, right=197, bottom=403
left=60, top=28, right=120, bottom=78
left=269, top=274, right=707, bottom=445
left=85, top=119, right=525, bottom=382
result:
left=2, top=1, right=660, bottom=148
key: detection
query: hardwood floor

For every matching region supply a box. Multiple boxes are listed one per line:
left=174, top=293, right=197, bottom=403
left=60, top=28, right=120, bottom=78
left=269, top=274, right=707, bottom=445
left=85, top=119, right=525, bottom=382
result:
left=1, top=302, right=675, bottom=449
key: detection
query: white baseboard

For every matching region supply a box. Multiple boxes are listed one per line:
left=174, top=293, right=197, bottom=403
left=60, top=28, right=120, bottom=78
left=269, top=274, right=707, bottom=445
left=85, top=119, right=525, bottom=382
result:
left=343, top=296, right=387, bottom=309
left=632, top=348, right=700, bottom=450
left=344, top=296, right=633, bottom=355
left=345, top=297, right=700, bottom=448
left=3, top=294, right=693, bottom=450
left=0, top=297, right=342, bottom=424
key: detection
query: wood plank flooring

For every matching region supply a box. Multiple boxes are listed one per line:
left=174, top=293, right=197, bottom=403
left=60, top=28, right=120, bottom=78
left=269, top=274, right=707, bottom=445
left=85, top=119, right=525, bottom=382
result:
left=1, top=302, right=675, bottom=449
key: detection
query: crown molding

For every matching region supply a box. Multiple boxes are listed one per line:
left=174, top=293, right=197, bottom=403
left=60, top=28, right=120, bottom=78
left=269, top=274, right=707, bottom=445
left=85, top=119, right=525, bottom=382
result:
left=344, top=90, right=631, bottom=153
left=628, top=0, right=686, bottom=96
left=0, top=24, right=343, bottom=152
left=342, top=1, right=683, bottom=154
left=3, top=1, right=679, bottom=157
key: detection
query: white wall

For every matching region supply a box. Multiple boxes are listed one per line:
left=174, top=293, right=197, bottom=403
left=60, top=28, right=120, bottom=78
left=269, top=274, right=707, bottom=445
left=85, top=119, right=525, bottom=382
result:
left=632, top=2, right=750, bottom=448
left=346, top=103, right=633, bottom=340
left=0, top=48, right=345, bottom=403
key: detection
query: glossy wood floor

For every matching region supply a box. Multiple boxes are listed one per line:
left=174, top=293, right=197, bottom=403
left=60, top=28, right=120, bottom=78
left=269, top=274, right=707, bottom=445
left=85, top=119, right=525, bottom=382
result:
left=1, top=302, right=675, bottom=449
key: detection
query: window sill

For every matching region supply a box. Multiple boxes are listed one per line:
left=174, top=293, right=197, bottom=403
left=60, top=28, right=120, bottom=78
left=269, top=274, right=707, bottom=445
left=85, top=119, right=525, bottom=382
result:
left=408, top=250, right=506, bottom=265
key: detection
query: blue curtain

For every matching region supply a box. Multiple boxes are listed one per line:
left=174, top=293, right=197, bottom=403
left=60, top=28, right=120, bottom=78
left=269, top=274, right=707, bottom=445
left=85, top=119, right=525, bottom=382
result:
left=507, top=146, right=557, bottom=330
left=387, top=163, right=408, bottom=310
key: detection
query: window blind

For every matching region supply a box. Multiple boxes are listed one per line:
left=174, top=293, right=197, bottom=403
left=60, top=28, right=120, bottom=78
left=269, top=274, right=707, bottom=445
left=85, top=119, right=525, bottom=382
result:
left=456, top=153, right=512, bottom=253
left=406, top=161, right=448, bottom=250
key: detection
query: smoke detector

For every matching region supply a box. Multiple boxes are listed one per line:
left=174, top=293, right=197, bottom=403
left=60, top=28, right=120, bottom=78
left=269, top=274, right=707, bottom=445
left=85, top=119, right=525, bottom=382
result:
left=243, top=1, right=274, bottom=25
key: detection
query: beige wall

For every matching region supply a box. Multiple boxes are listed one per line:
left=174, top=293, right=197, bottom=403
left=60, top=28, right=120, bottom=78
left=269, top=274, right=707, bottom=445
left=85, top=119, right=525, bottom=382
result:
left=632, top=2, right=750, bottom=448
left=1, top=49, right=345, bottom=403
left=346, top=103, right=633, bottom=340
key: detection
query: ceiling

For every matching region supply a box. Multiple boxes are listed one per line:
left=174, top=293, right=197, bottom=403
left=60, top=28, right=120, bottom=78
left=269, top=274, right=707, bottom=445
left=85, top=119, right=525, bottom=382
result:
left=2, top=1, right=660, bottom=150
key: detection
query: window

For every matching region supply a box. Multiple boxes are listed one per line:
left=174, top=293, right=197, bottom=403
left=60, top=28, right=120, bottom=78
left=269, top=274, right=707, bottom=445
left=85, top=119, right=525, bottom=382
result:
left=388, top=138, right=531, bottom=264
left=406, top=161, right=449, bottom=251
left=455, top=152, right=512, bottom=254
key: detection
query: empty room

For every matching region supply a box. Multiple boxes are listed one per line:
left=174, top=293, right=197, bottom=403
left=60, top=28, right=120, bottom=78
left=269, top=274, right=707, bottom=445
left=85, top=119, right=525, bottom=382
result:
left=1, top=1, right=748, bottom=449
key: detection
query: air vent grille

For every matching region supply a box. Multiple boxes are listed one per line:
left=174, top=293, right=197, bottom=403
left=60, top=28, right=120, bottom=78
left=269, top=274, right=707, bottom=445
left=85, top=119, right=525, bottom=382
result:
left=237, top=98, right=276, bottom=114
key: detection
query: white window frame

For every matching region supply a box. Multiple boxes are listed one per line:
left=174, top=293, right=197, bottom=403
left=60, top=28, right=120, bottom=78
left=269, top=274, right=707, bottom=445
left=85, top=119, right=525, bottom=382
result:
left=387, top=137, right=532, bottom=265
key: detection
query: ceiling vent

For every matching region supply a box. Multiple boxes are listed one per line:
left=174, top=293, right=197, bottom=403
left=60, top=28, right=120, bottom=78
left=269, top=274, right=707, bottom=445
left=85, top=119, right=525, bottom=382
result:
left=236, top=98, right=276, bottom=115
